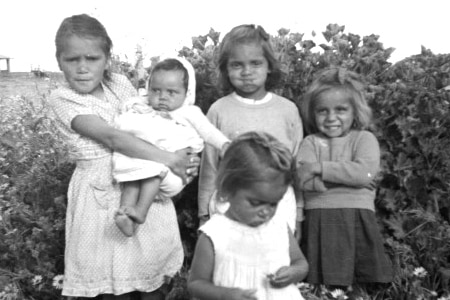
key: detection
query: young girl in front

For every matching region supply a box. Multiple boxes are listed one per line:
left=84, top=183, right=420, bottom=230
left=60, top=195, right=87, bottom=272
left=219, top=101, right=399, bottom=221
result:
left=296, top=68, right=393, bottom=292
left=197, top=24, right=304, bottom=231
left=188, top=131, right=308, bottom=300
left=49, top=14, right=198, bottom=300
left=113, top=57, right=229, bottom=236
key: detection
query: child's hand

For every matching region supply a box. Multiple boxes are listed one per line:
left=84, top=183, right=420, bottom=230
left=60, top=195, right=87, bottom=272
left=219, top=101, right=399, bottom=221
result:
left=226, top=287, right=258, bottom=300
left=172, top=148, right=200, bottom=184
left=267, top=266, right=298, bottom=288
left=296, top=161, right=321, bottom=189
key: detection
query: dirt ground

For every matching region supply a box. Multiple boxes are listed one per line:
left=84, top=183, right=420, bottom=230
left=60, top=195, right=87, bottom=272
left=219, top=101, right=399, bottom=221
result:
left=0, top=72, right=65, bottom=98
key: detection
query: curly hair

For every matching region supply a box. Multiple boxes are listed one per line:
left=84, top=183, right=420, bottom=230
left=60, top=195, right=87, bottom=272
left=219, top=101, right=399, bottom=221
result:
left=300, top=67, right=373, bottom=134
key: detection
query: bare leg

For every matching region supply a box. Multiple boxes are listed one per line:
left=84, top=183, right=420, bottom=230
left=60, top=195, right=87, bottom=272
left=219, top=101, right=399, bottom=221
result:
left=115, top=181, right=140, bottom=237
left=140, top=290, right=164, bottom=300
left=102, top=293, right=131, bottom=300
left=124, top=177, right=161, bottom=224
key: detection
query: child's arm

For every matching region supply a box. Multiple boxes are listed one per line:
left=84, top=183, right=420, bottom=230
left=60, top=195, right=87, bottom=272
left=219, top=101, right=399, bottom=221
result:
left=188, top=233, right=257, bottom=300
left=293, top=188, right=304, bottom=243
left=181, top=106, right=230, bottom=156
left=269, top=227, right=309, bottom=288
left=295, top=138, right=327, bottom=192
left=321, top=131, right=380, bottom=188
left=71, top=115, right=199, bottom=182
left=197, top=108, right=223, bottom=220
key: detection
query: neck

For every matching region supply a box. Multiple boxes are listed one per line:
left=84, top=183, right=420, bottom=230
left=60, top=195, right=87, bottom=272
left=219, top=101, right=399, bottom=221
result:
left=235, top=90, right=268, bottom=101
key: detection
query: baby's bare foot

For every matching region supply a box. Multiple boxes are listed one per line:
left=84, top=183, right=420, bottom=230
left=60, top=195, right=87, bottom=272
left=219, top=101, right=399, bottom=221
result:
left=115, top=208, right=136, bottom=237
left=123, top=206, right=146, bottom=224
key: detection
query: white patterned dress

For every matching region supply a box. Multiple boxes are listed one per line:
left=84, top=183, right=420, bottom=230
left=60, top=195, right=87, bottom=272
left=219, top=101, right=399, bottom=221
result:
left=49, top=73, right=184, bottom=297
left=200, top=214, right=304, bottom=300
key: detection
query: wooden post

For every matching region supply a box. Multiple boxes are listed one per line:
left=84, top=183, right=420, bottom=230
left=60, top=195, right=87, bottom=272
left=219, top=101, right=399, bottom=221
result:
left=6, top=58, right=10, bottom=72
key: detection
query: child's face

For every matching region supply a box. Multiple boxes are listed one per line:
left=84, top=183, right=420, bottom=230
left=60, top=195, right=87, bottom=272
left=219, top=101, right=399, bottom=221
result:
left=226, top=42, right=270, bottom=100
left=148, top=70, right=186, bottom=111
left=314, top=89, right=355, bottom=138
left=58, top=35, right=109, bottom=95
left=225, top=170, right=287, bottom=227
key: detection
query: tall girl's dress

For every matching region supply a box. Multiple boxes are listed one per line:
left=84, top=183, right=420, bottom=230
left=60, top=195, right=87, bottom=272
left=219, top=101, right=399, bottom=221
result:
left=200, top=213, right=304, bottom=300
left=49, top=73, right=184, bottom=297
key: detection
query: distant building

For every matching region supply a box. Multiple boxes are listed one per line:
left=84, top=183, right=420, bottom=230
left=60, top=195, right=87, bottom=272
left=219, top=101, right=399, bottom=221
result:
left=0, top=54, right=12, bottom=72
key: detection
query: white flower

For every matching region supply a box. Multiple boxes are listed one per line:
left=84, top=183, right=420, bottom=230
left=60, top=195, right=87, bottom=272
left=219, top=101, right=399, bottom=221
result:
left=413, top=267, right=428, bottom=278
left=330, top=288, right=348, bottom=299
left=31, top=275, right=42, bottom=286
left=52, top=275, right=64, bottom=289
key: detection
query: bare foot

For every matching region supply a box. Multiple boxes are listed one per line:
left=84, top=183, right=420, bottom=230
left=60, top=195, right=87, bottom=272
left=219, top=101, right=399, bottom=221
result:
left=115, top=208, right=137, bottom=237
left=123, top=206, right=146, bottom=224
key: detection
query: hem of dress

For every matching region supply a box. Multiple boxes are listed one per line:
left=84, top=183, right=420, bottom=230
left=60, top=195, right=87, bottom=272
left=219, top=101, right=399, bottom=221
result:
left=61, top=268, right=180, bottom=297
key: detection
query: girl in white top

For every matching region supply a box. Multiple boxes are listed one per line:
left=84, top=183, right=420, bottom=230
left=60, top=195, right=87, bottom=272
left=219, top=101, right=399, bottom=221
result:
left=113, top=57, right=229, bottom=236
left=188, top=131, right=308, bottom=300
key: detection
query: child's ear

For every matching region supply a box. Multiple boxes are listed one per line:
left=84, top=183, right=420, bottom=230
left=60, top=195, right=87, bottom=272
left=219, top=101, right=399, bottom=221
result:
left=106, top=57, right=112, bottom=70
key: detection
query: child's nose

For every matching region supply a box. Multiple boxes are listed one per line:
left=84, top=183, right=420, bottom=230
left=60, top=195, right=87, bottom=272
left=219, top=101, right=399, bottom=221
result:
left=326, top=111, right=337, bottom=120
left=241, top=65, right=252, bottom=75
left=258, top=206, right=274, bottom=218
left=77, top=59, right=88, bottom=73
left=158, top=91, right=168, bottom=99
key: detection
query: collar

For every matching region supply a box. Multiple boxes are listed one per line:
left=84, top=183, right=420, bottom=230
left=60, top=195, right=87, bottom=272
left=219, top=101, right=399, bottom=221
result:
left=232, top=92, right=272, bottom=105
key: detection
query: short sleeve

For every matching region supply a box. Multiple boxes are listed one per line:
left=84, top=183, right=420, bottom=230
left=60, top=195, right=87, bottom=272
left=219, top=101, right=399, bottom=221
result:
left=49, top=87, right=96, bottom=129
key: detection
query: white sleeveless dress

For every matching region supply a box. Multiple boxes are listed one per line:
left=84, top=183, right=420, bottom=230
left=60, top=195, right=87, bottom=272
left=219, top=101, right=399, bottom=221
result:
left=200, top=214, right=304, bottom=300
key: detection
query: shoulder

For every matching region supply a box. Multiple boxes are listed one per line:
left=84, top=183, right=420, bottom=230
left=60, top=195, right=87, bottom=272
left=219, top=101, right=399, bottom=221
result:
left=300, top=133, right=323, bottom=148
left=180, top=105, right=203, bottom=114
left=209, top=94, right=235, bottom=109
left=110, top=73, right=132, bottom=86
left=269, top=94, right=301, bottom=118
left=49, top=85, right=84, bottom=107
left=207, top=94, right=237, bottom=117
left=108, top=73, right=137, bottom=95
left=351, top=130, right=379, bottom=145
left=174, top=105, right=205, bottom=120
left=200, top=214, right=225, bottom=231
left=271, top=93, right=297, bottom=108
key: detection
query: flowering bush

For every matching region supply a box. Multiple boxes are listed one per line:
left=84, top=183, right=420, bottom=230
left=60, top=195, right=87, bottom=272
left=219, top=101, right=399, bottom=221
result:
left=1, top=24, right=450, bottom=299
left=0, top=92, right=73, bottom=299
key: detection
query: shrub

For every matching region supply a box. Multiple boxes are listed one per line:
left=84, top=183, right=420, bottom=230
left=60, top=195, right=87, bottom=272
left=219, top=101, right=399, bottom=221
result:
left=1, top=24, right=449, bottom=299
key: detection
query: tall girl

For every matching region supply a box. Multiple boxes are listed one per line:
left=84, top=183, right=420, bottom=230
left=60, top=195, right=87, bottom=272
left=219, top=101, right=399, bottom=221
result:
left=297, top=67, right=393, bottom=289
left=49, top=14, right=198, bottom=299
left=197, top=24, right=304, bottom=231
left=189, top=131, right=308, bottom=300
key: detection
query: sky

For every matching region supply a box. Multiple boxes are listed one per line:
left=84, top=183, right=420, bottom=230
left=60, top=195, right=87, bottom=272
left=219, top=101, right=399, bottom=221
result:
left=0, top=0, right=449, bottom=72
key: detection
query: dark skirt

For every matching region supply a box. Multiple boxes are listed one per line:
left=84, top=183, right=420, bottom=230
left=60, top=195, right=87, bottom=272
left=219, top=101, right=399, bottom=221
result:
left=301, top=208, right=393, bottom=286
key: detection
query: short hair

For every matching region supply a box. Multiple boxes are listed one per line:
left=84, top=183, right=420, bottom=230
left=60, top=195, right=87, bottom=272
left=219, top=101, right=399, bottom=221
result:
left=216, top=24, right=282, bottom=94
left=55, top=14, right=113, bottom=80
left=300, top=67, right=373, bottom=134
left=216, top=131, right=293, bottom=198
left=148, top=58, right=189, bottom=91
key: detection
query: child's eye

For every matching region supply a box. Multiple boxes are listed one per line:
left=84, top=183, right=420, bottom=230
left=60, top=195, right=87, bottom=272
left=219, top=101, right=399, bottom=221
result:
left=63, top=57, right=78, bottom=63
left=252, top=61, right=263, bottom=66
left=248, top=199, right=262, bottom=206
left=315, top=108, right=327, bottom=115
left=228, top=62, right=241, bottom=69
left=86, top=56, right=101, bottom=61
